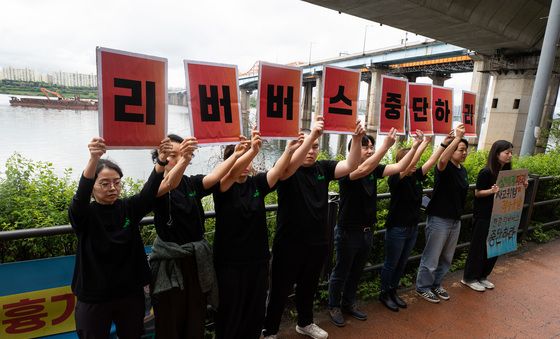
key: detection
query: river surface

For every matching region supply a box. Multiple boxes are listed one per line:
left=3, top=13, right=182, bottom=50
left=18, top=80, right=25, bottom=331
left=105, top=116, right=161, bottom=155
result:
left=0, top=93, right=286, bottom=181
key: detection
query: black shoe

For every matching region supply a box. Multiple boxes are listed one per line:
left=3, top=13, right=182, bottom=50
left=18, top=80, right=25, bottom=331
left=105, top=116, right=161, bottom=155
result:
left=328, top=307, right=346, bottom=327
left=379, top=292, right=399, bottom=312
left=342, top=304, right=368, bottom=320
left=390, top=289, right=407, bottom=308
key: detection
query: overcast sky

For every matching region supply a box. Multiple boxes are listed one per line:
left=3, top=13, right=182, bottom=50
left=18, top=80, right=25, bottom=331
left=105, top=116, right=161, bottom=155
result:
left=1, top=0, right=473, bottom=91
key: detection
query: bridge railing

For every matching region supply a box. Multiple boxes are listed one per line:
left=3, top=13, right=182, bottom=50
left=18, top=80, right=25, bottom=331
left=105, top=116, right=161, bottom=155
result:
left=1, top=176, right=559, bottom=277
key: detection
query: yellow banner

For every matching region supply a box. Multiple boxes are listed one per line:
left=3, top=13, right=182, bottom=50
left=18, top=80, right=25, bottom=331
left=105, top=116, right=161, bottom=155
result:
left=0, top=286, right=75, bottom=338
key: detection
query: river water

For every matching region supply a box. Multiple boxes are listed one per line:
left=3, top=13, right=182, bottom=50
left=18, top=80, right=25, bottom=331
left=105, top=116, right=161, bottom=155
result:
left=0, top=93, right=284, bottom=181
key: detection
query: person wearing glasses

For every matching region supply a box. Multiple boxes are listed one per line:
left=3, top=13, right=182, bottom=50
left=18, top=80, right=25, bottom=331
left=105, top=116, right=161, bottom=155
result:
left=416, top=124, right=468, bottom=303
left=69, top=137, right=169, bottom=338
left=328, top=128, right=421, bottom=325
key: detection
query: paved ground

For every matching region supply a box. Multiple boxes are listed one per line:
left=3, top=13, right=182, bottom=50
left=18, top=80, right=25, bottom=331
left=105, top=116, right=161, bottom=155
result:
left=278, top=238, right=560, bottom=339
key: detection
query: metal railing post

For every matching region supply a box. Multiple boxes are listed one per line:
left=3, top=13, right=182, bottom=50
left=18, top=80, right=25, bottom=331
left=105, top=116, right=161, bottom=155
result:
left=521, top=175, right=541, bottom=241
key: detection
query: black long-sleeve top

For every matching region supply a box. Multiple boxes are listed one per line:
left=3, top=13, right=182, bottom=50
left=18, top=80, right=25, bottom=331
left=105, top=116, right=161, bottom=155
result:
left=69, top=169, right=163, bottom=303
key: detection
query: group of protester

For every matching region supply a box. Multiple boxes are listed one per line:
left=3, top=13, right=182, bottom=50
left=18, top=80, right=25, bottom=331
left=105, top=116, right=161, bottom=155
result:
left=69, top=115, right=522, bottom=339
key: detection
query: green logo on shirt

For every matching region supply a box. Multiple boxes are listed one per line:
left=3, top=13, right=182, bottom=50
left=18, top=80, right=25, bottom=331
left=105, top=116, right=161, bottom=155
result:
left=188, top=191, right=196, bottom=198
left=253, top=190, right=260, bottom=198
left=369, top=174, right=374, bottom=181
left=123, top=218, right=130, bottom=229
left=317, top=174, right=325, bottom=181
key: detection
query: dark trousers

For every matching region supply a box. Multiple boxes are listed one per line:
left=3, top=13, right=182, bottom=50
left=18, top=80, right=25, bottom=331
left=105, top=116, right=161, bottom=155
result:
left=215, top=262, right=269, bottom=339
left=328, top=226, right=372, bottom=308
left=380, top=225, right=419, bottom=292
left=463, top=218, right=498, bottom=281
left=262, top=242, right=329, bottom=336
left=152, top=255, right=206, bottom=339
left=75, top=294, right=145, bottom=339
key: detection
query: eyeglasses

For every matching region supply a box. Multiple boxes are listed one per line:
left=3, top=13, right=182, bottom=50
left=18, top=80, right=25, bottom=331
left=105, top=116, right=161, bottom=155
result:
left=97, top=180, right=122, bottom=190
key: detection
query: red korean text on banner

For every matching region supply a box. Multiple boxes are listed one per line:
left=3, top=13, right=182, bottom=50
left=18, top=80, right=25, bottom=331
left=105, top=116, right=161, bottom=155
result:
left=432, top=86, right=454, bottom=135
left=257, top=62, right=302, bottom=139
left=184, top=61, right=242, bottom=145
left=379, top=75, right=407, bottom=134
left=408, top=83, right=433, bottom=135
left=97, top=47, right=167, bottom=149
left=462, top=90, right=477, bottom=137
left=321, top=65, right=360, bottom=134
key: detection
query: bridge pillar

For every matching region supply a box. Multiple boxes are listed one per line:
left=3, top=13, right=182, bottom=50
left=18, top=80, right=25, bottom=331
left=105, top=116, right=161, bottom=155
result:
left=478, top=71, right=536, bottom=154
left=536, top=74, right=560, bottom=153
left=470, top=57, right=491, bottom=149
left=365, top=68, right=385, bottom=139
left=240, top=89, right=252, bottom=137
left=302, top=81, right=315, bottom=131
left=430, top=72, right=451, bottom=86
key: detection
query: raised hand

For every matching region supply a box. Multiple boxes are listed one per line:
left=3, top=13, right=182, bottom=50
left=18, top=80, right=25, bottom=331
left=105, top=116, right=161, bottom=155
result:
left=423, top=134, right=433, bottom=144
left=250, top=128, right=262, bottom=154
left=179, top=137, right=198, bottom=160
left=382, top=127, right=398, bottom=149
left=234, top=135, right=250, bottom=157
left=311, top=115, right=324, bottom=138
left=354, top=120, right=365, bottom=137
left=88, top=137, right=106, bottom=160
left=412, top=129, right=423, bottom=148
left=158, top=137, right=173, bottom=163
left=455, top=123, right=466, bottom=139
left=287, top=133, right=305, bottom=153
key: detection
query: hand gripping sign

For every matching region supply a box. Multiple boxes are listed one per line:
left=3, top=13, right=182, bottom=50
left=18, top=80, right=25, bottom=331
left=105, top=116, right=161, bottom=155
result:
left=97, top=47, right=167, bottom=148
left=408, top=83, right=433, bottom=135
left=184, top=61, right=242, bottom=145
left=431, top=86, right=454, bottom=135
left=379, top=75, right=407, bottom=135
left=462, top=90, right=477, bottom=137
left=321, top=65, right=360, bottom=134
left=257, top=62, right=302, bottom=139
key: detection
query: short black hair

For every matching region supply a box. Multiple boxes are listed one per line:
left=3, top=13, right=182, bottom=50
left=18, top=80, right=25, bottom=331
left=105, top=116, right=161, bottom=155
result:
left=347, top=135, right=375, bottom=151
left=95, top=159, right=123, bottom=179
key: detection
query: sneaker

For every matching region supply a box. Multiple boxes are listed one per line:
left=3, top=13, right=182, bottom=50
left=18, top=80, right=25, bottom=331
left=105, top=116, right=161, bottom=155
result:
left=478, top=279, right=495, bottom=289
left=416, top=289, right=440, bottom=303
left=263, top=335, right=277, bottom=339
left=461, top=279, right=486, bottom=292
left=328, top=307, right=345, bottom=327
left=432, top=286, right=450, bottom=300
left=295, top=323, right=328, bottom=339
left=342, top=304, right=368, bottom=320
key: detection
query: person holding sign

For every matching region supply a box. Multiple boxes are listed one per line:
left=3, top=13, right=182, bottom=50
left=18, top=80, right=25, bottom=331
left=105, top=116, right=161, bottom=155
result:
left=148, top=134, right=249, bottom=339
left=379, top=132, right=452, bottom=312
left=69, top=137, right=167, bottom=338
left=416, top=124, right=469, bottom=303
left=461, top=140, right=526, bottom=291
left=213, top=130, right=304, bottom=339
left=263, top=116, right=364, bottom=339
left=327, top=128, right=421, bottom=325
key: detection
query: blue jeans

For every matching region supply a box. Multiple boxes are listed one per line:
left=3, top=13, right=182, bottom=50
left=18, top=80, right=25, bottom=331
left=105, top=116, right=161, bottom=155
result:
left=416, top=216, right=461, bottom=292
left=328, top=226, right=373, bottom=308
left=380, top=226, right=419, bottom=292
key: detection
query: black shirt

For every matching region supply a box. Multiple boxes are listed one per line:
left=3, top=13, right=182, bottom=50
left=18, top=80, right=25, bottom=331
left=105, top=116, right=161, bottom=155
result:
left=153, top=174, right=212, bottom=245
left=213, top=173, right=274, bottom=265
left=69, top=169, right=163, bottom=303
left=275, top=160, right=338, bottom=246
left=426, top=161, right=468, bottom=220
left=338, top=164, right=386, bottom=229
left=473, top=167, right=496, bottom=220
left=386, top=168, right=426, bottom=228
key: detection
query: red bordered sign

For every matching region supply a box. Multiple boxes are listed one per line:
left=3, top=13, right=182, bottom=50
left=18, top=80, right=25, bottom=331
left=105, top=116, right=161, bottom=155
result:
left=462, top=90, right=477, bottom=137
left=184, top=60, right=242, bottom=145
left=97, top=47, right=167, bottom=149
left=257, top=62, right=302, bottom=139
left=408, top=83, right=433, bottom=135
left=379, top=75, right=407, bottom=134
left=321, top=65, right=360, bottom=134
left=431, top=86, right=454, bottom=135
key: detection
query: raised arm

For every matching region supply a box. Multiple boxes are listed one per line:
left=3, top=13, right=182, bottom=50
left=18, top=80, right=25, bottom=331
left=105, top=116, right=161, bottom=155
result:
left=348, top=127, right=396, bottom=180
left=334, top=120, right=366, bottom=179
left=83, top=137, right=106, bottom=179
left=220, top=129, right=262, bottom=192
left=279, top=116, right=324, bottom=180
left=267, top=133, right=304, bottom=187
left=421, top=133, right=452, bottom=175
left=156, top=137, right=197, bottom=197
left=437, top=123, right=465, bottom=171
left=383, top=130, right=422, bottom=178
left=202, top=136, right=250, bottom=190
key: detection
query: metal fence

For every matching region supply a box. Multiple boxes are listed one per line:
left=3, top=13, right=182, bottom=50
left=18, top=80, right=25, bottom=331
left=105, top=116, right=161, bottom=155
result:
left=1, top=176, right=559, bottom=277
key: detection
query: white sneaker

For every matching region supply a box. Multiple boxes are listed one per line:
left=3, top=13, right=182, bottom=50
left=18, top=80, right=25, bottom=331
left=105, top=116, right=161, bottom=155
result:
left=479, top=279, right=495, bottom=289
left=295, top=323, right=328, bottom=339
left=461, top=279, right=486, bottom=292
